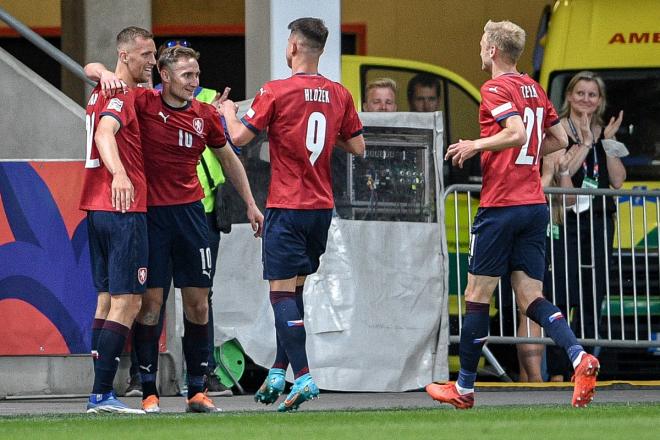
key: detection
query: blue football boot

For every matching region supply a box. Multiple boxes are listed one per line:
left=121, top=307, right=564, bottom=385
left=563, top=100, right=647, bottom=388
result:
left=254, top=368, right=286, bottom=405
left=277, top=373, right=319, bottom=412
left=86, top=391, right=145, bottom=414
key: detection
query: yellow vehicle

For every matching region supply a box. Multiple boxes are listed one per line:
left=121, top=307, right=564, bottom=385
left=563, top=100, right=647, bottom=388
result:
left=536, top=0, right=660, bottom=249
left=341, top=55, right=482, bottom=186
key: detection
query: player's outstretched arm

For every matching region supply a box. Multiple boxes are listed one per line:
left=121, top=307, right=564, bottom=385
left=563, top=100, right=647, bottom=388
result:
left=446, top=115, right=526, bottom=168
left=216, top=99, right=256, bottom=146
left=84, top=63, right=127, bottom=98
left=94, top=117, right=134, bottom=212
left=336, top=135, right=366, bottom=156
left=213, top=145, right=264, bottom=237
left=540, top=122, right=569, bottom=156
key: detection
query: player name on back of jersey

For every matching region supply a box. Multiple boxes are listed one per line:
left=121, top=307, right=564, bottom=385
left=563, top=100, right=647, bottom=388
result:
left=520, top=84, right=539, bottom=99
left=304, top=88, right=330, bottom=103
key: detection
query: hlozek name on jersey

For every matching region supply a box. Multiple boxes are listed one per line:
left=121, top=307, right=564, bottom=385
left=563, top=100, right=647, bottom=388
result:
left=304, top=88, right=330, bottom=103
left=520, top=84, right=539, bottom=99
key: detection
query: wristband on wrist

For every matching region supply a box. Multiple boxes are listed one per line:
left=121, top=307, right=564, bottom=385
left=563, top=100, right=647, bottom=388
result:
left=559, top=169, right=570, bottom=177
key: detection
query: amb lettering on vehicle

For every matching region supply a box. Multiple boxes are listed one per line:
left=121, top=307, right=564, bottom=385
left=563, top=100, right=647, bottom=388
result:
left=608, top=32, right=660, bottom=44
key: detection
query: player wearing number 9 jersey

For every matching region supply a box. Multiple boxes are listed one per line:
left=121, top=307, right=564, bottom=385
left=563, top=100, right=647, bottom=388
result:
left=429, top=20, right=599, bottom=411
left=243, top=73, right=361, bottom=209
left=219, top=17, right=365, bottom=412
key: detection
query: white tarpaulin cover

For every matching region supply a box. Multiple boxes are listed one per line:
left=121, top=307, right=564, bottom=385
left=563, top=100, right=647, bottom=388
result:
left=199, top=219, right=448, bottom=391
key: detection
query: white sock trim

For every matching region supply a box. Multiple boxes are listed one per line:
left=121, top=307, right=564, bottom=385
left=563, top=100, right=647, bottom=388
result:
left=455, top=383, right=474, bottom=395
left=572, top=351, right=586, bottom=369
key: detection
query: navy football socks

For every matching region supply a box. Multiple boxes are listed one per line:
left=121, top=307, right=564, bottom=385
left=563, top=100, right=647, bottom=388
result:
left=457, top=301, right=490, bottom=391
left=134, top=321, right=161, bottom=398
left=92, top=320, right=129, bottom=395
left=526, top=297, right=584, bottom=364
left=271, top=285, right=304, bottom=371
left=91, top=318, right=105, bottom=373
left=270, top=290, right=309, bottom=379
left=183, top=317, right=210, bottom=398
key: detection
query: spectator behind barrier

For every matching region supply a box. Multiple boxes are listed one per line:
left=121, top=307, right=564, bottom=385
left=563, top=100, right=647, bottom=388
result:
left=558, top=70, right=627, bottom=352
left=363, top=77, right=397, bottom=112
left=407, top=73, right=440, bottom=112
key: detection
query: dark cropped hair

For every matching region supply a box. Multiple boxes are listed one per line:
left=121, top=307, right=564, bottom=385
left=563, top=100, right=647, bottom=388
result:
left=116, top=26, right=153, bottom=49
left=407, top=74, right=441, bottom=102
left=288, top=17, right=328, bottom=51
left=157, top=46, right=200, bottom=71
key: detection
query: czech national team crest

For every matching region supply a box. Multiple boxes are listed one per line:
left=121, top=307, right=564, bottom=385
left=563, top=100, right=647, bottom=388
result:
left=192, top=118, right=204, bottom=134
left=137, top=267, right=148, bottom=285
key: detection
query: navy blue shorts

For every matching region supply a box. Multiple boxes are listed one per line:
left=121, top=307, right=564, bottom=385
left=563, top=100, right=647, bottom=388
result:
left=262, top=208, right=333, bottom=280
left=147, top=202, right=211, bottom=289
left=468, top=204, right=548, bottom=282
left=87, top=211, right=148, bottom=295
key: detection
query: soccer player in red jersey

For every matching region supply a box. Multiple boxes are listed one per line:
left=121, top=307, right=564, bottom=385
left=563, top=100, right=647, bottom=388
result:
left=134, top=47, right=262, bottom=413
left=427, top=20, right=599, bottom=408
left=85, top=46, right=263, bottom=413
left=219, top=17, right=365, bottom=412
left=80, top=26, right=156, bottom=415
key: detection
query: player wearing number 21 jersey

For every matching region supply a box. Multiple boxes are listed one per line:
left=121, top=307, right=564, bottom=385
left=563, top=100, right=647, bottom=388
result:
left=430, top=20, right=598, bottom=411
left=478, top=72, right=559, bottom=207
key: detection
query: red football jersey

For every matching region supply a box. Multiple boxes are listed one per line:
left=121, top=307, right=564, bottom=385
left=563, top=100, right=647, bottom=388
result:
left=478, top=73, right=559, bottom=207
left=242, top=74, right=363, bottom=209
left=133, top=88, right=227, bottom=206
left=79, top=85, right=147, bottom=212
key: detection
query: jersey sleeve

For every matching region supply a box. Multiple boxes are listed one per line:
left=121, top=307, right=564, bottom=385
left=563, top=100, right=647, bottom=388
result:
left=480, top=82, right=520, bottom=123
left=99, top=90, right=134, bottom=128
left=339, top=89, right=363, bottom=141
left=204, top=106, right=227, bottom=149
left=241, top=84, right=276, bottom=134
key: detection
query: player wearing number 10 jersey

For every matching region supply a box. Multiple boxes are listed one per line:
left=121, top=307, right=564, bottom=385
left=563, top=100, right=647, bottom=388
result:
left=220, top=17, right=365, bottom=412
left=428, top=20, right=599, bottom=410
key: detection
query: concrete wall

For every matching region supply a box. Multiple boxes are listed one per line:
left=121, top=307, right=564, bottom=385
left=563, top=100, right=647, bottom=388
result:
left=0, top=353, right=178, bottom=397
left=0, top=46, right=84, bottom=160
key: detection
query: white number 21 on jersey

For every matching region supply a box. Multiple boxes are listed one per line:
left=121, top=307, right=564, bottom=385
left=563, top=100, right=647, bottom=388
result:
left=305, top=112, right=327, bottom=165
left=515, top=106, right=544, bottom=165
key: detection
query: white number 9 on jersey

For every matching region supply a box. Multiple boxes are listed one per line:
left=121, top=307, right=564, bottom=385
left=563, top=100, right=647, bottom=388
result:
left=305, top=112, right=327, bottom=165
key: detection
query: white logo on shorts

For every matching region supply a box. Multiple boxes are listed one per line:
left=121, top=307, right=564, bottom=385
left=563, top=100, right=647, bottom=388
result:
left=137, top=267, right=148, bottom=285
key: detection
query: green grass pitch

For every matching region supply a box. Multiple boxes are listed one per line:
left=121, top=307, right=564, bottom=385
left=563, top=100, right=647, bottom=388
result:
left=1, top=403, right=659, bottom=439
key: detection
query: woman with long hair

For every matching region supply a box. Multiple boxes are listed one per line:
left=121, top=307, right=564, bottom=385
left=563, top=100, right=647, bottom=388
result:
left=549, top=71, right=626, bottom=379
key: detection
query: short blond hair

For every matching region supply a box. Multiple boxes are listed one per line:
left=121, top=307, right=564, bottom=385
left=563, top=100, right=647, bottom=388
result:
left=365, top=77, right=397, bottom=96
left=116, top=26, right=153, bottom=50
left=484, top=20, right=526, bottom=64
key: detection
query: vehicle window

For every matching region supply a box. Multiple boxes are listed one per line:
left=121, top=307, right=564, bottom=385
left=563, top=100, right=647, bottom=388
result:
left=548, top=69, right=660, bottom=181
left=446, top=81, right=482, bottom=183
left=361, top=67, right=446, bottom=114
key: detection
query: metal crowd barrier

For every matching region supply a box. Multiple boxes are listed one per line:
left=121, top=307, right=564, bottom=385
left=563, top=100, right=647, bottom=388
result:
left=445, top=184, right=660, bottom=349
